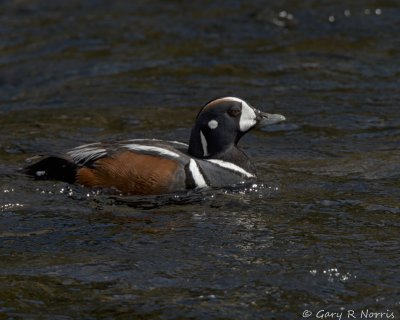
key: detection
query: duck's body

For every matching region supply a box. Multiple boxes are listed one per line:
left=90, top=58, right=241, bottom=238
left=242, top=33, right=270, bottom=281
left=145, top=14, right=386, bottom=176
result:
left=24, top=97, right=285, bottom=195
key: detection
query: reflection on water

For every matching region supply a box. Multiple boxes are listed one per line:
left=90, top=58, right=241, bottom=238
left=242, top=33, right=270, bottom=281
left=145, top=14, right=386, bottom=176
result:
left=1, top=0, right=399, bottom=318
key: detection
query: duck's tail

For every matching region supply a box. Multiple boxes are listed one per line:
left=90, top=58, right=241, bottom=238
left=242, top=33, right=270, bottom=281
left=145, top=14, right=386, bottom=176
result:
left=22, top=156, right=78, bottom=184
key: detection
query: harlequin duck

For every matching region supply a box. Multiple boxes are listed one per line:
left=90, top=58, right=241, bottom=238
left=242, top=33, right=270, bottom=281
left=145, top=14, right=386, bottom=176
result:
left=24, top=97, right=285, bottom=195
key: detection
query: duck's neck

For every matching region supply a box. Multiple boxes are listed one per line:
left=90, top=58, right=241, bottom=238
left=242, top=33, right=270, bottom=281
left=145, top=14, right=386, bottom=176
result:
left=188, top=126, right=233, bottom=158
left=215, top=147, right=256, bottom=174
left=188, top=128, right=255, bottom=174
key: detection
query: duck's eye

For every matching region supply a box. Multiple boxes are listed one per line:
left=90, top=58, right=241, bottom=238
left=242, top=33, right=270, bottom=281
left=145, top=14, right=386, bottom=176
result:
left=228, top=106, right=241, bottom=117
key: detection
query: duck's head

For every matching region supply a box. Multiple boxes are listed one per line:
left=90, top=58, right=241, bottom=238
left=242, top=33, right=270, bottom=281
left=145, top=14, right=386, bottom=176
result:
left=188, top=97, right=285, bottom=158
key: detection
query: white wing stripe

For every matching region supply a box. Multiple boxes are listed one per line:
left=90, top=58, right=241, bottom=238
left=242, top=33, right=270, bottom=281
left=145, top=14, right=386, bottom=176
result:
left=73, top=142, right=101, bottom=149
left=126, top=139, right=188, bottom=147
left=67, top=148, right=107, bottom=163
left=122, top=144, right=180, bottom=158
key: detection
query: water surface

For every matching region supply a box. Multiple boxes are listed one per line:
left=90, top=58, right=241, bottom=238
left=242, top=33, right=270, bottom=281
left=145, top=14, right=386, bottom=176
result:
left=1, top=0, right=399, bottom=319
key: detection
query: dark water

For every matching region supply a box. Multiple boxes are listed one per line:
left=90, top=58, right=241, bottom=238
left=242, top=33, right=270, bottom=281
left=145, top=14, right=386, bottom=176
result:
left=1, top=0, right=400, bottom=319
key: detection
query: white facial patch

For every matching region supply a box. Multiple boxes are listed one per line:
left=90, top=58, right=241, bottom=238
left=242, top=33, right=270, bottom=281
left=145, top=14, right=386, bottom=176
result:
left=238, top=100, right=257, bottom=132
left=200, top=130, right=209, bottom=157
left=203, top=97, right=257, bottom=132
left=208, top=120, right=218, bottom=129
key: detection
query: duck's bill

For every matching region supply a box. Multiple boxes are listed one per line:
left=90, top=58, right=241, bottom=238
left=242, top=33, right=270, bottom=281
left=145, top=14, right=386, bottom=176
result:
left=256, top=112, right=286, bottom=127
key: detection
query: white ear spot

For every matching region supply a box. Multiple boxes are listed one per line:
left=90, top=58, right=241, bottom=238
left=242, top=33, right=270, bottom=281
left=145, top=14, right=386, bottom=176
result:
left=208, top=120, right=218, bottom=129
